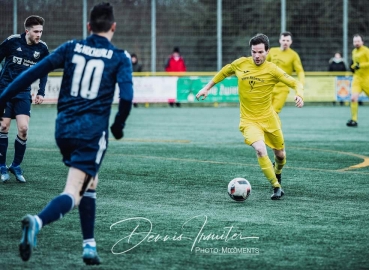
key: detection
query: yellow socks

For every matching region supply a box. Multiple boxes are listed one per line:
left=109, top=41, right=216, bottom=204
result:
left=274, top=155, right=286, bottom=174
left=351, top=101, right=358, bottom=121
left=257, top=155, right=280, bottom=188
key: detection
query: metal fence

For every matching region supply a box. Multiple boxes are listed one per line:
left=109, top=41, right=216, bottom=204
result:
left=1, top=0, right=369, bottom=72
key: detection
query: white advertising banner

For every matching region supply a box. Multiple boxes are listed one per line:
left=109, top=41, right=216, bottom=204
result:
left=31, top=77, right=61, bottom=104
left=31, top=76, right=178, bottom=104
left=131, top=76, right=178, bottom=103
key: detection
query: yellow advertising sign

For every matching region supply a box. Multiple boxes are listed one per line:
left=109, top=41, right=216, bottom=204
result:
left=286, top=76, right=336, bottom=102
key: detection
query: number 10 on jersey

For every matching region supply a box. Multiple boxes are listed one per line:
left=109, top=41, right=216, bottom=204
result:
left=71, top=54, right=104, bottom=99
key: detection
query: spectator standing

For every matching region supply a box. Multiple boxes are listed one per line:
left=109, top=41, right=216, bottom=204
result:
left=131, top=53, right=141, bottom=107
left=328, top=52, right=347, bottom=71
left=131, top=53, right=143, bottom=72
left=165, top=47, right=185, bottom=107
left=165, top=47, right=186, bottom=72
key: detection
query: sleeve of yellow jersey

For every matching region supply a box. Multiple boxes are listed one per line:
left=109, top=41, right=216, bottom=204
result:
left=212, top=64, right=235, bottom=84
left=293, top=53, right=305, bottom=85
left=351, top=50, right=356, bottom=69
left=272, top=65, right=304, bottom=99
left=358, top=47, right=369, bottom=69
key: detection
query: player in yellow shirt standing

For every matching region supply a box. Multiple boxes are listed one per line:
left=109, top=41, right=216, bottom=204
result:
left=196, top=33, right=304, bottom=200
left=266, top=32, right=305, bottom=113
left=346, top=34, right=369, bottom=127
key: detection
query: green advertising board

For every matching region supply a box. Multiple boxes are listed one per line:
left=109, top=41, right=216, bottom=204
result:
left=177, top=76, right=239, bottom=102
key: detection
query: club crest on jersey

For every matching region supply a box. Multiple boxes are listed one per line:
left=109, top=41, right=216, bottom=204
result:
left=249, top=80, right=255, bottom=90
left=33, top=51, right=40, bottom=59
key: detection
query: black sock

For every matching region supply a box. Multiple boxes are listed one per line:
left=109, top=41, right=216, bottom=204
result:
left=79, top=189, right=96, bottom=240
left=13, top=135, right=27, bottom=166
left=38, top=194, right=74, bottom=227
left=0, top=132, right=8, bottom=165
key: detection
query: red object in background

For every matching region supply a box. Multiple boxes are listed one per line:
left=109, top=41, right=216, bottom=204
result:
left=165, top=56, right=186, bottom=72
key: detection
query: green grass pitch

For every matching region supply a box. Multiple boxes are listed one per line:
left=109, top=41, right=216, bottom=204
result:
left=0, top=104, right=368, bottom=269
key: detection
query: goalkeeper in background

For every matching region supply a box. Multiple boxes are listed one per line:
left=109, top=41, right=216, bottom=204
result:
left=346, top=34, right=369, bottom=127
left=196, top=33, right=304, bottom=200
left=266, top=32, right=305, bottom=113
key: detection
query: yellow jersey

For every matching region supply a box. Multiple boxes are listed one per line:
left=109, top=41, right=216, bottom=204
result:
left=213, top=57, right=303, bottom=121
left=266, top=47, right=305, bottom=85
left=352, top=45, right=369, bottom=78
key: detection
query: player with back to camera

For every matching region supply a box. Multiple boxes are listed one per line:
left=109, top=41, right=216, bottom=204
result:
left=0, top=2, right=133, bottom=265
left=196, top=33, right=304, bottom=200
left=0, top=15, right=49, bottom=183
left=346, top=34, right=369, bottom=127
left=266, top=31, right=305, bottom=114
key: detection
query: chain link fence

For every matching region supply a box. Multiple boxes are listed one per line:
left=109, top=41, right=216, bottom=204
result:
left=1, top=0, right=369, bottom=72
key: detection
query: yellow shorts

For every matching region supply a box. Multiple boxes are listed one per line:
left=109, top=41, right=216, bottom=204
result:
left=352, top=76, right=369, bottom=95
left=239, top=112, right=284, bottom=150
left=271, top=84, right=290, bottom=113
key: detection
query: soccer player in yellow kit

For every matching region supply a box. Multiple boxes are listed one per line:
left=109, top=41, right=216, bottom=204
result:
left=346, top=34, right=369, bottom=127
left=266, top=32, right=305, bottom=113
left=196, top=34, right=304, bottom=200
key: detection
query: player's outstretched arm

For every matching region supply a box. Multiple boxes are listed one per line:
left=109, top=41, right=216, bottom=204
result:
left=196, top=63, right=235, bottom=101
left=196, top=80, right=216, bottom=101
left=295, top=95, right=304, bottom=108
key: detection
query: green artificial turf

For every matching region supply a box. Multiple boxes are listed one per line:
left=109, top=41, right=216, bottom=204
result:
left=0, top=104, right=368, bottom=269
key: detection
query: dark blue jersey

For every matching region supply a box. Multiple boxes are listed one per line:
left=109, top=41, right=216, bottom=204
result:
left=0, top=34, right=133, bottom=140
left=0, top=33, right=49, bottom=99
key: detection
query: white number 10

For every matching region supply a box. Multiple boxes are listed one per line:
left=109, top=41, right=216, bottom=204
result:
left=71, top=54, right=104, bottom=99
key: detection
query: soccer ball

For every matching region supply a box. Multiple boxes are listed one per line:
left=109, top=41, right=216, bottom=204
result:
left=227, top=178, right=252, bottom=201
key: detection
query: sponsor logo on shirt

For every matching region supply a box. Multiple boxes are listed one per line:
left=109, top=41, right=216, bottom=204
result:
left=23, top=59, right=36, bottom=67
left=13, top=56, right=22, bottom=64
left=242, top=76, right=264, bottom=83
left=12, top=56, right=37, bottom=67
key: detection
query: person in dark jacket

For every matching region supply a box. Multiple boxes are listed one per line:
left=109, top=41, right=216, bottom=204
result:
left=328, top=52, right=347, bottom=71
left=131, top=53, right=143, bottom=72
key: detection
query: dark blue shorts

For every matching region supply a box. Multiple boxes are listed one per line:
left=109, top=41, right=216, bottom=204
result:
left=4, top=98, right=32, bottom=119
left=56, top=131, right=108, bottom=177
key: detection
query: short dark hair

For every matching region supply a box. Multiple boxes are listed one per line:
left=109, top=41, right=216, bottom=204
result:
left=24, top=15, right=45, bottom=29
left=353, top=34, right=364, bottom=42
left=249, top=33, right=270, bottom=51
left=281, top=31, right=292, bottom=38
left=89, top=2, right=115, bottom=33
left=173, top=47, right=180, bottom=53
